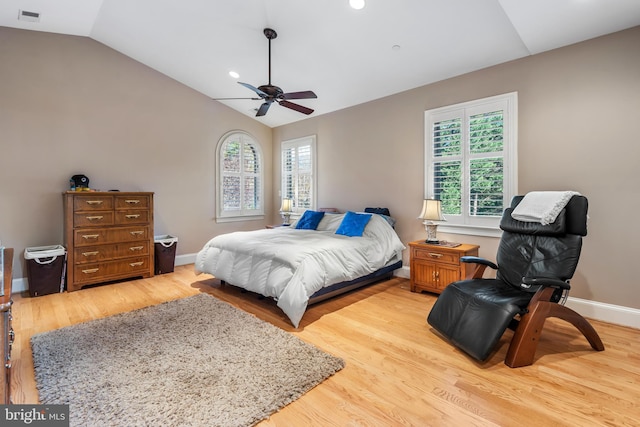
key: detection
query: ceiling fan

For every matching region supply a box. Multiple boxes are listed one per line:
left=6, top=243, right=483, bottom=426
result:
left=214, top=28, right=317, bottom=117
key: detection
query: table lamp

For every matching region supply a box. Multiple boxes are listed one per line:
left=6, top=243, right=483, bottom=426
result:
left=418, top=199, right=445, bottom=244
left=280, top=198, right=293, bottom=225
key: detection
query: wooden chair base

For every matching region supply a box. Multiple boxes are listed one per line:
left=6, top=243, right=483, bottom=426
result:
left=505, top=288, right=605, bottom=368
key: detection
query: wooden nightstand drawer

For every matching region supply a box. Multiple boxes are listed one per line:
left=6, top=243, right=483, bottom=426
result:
left=411, top=247, right=459, bottom=265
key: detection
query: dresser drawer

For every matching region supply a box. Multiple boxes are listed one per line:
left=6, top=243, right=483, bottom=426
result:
left=115, top=195, right=151, bottom=210
left=74, top=226, right=150, bottom=246
left=411, top=247, right=459, bottom=265
left=115, top=210, right=150, bottom=225
left=73, top=195, right=114, bottom=211
left=74, top=211, right=115, bottom=227
left=74, top=242, right=149, bottom=263
left=74, top=257, right=150, bottom=284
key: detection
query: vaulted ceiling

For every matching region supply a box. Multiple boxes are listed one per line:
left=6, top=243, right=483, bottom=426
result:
left=2, top=0, right=639, bottom=127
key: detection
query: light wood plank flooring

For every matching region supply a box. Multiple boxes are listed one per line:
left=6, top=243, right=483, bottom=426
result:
left=10, top=265, right=640, bottom=426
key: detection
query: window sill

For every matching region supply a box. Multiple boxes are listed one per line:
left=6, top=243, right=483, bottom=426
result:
left=216, top=215, right=265, bottom=224
left=437, top=224, right=502, bottom=238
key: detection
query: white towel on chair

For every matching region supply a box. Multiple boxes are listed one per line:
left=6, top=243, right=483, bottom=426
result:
left=511, top=191, right=580, bottom=225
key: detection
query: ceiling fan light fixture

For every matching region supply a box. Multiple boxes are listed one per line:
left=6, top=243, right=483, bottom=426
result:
left=214, top=28, right=317, bottom=117
left=349, top=0, right=365, bottom=10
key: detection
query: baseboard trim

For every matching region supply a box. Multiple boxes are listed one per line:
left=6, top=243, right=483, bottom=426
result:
left=12, top=258, right=639, bottom=329
left=395, top=265, right=410, bottom=279
left=175, top=253, right=197, bottom=266
left=12, top=277, right=28, bottom=294
left=565, top=297, right=640, bottom=329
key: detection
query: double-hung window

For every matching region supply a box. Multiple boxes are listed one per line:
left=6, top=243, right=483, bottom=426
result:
left=217, top=131, right=264, bottom=222
left=425, top=92, right=517, bottom=236
left=281, top=135, right=317, bottom=213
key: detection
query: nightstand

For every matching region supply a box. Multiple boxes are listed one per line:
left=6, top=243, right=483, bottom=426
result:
left=266, top=224, right=291, bottom=229
left=409, top=240, right=479, bottom=294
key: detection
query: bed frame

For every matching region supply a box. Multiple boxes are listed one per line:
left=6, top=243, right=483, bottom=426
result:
left=308, top=259, right=402, bottom=304
left=221, top=260, right=402, bottom=305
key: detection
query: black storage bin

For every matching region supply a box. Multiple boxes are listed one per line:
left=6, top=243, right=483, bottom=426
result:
left=154, top=235, right=178, bottom=275
left=24, top=245, right=66, bottom=297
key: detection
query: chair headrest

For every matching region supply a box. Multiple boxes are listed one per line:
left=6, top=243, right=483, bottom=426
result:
left=504, top=195, right=588, bottom=236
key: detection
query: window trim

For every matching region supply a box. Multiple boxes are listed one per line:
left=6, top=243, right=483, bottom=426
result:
left=424, top=92, right=518, bottom=237
left=281, top=135, right=317, bottom=215
left=216, top=130, right=264, bottom=223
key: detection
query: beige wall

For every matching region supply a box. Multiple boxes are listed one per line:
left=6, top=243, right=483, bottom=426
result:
left=273, top=26, right=640, bottom=309
left=0, top=27, right=273, bottom=280
left=2, top=25, right=639, bottom=310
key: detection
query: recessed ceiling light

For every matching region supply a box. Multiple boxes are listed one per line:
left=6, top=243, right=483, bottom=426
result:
left=349, top=0, right=365, bottom=10
left=229, top=71, right=240, bottom=79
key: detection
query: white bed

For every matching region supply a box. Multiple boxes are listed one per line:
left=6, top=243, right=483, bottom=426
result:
left=195, top=212, right=405, bottom=327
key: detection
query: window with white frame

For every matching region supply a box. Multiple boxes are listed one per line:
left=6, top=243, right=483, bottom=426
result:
left=281, top=135, right=317, bottom=213
left=425, top=92, right=518, bottom=236
left=216, top=131, right=264, bottom=222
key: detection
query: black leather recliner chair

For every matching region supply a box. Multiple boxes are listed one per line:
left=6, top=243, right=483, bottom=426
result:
left=427, top=195, right=604, bottom=368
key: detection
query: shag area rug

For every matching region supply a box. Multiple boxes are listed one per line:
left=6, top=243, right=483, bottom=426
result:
left=31, top=293, right=345, bottom=427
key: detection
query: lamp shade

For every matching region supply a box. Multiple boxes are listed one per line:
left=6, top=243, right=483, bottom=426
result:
left=280, top=198, right=293, bottom=212
left=418, top=199, right=445, bottom=221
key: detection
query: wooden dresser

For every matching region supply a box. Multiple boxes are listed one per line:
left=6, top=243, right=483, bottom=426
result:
left=63, top=192, right=154, bottom=292
left=1, top=248, right=14, bottom=404
left=409, top=241, right=479, bottom=294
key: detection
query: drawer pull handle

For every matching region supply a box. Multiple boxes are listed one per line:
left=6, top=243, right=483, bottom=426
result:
left=82, top=251, right=99, bottom=257
left=125, top=199, right=141, bottom=204
left=428, top=253, right=443, bottom=258
left=125, top=214, right=141, bottom=219
left=82, top=234, right=99, bottom=240
left=86, top=215, right=104, bottom=221
left=82, top=268, right=99, bottom=274
left=85, top=200, right=103, bottom=205
left=129, top=246, right=144, bottom=251
left=129, top=261, right=144, bottom=267
left=130, top=231, right=144, bottom=236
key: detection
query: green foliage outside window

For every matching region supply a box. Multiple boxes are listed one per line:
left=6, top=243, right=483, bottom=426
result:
left=433, top=111, right=504, bottom=217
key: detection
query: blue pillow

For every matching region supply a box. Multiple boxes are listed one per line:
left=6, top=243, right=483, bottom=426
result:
left=335, top=211, right=372, bottom=237
left=295, top=210, right=325, bottom=230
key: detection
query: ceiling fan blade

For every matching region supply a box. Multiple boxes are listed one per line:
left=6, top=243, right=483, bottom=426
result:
left=279, top=100, right=314, bottom=115
left=256, top=102, right=272, bottom=117
left=238, top=82, right=268, bottom=98
left=212, top=97, right=262, bottom=100
left=281, top=90, right=317, bottom=100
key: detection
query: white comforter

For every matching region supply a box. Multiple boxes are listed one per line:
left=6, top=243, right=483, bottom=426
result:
left=195, top=213, right=405, bottom=327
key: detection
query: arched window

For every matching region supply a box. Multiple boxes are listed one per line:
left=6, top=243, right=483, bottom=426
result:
left=216, top=131, right=264, bottom=221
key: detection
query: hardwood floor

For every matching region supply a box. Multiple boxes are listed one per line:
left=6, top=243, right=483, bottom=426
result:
left=10, top=265, right=640, bottom=426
